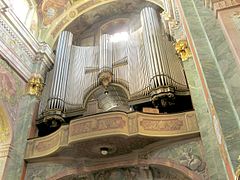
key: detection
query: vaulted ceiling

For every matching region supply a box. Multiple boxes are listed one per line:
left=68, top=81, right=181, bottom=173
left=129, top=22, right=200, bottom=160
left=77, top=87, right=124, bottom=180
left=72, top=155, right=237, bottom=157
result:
left=36, top=0, right=164, bottom=47
left=64, top=0, right=159, bottom=45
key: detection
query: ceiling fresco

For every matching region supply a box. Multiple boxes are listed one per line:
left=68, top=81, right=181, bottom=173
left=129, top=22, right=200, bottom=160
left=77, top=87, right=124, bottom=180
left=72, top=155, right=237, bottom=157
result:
left=37, top=0, right=71, bottom=26
left=35, top=0, right=164, bottom=47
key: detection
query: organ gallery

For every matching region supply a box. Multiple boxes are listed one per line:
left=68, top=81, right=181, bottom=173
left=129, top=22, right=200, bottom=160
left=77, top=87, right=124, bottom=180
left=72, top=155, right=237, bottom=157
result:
left=0, top=0, right=240, bottom=179
left=37, top=7, right=192, bottom=135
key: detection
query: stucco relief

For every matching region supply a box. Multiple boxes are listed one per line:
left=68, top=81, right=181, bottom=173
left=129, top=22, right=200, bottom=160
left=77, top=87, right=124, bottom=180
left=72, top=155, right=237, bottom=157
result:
left=70, top=117, right=126, bottom=136
left=149, top=139, right=208, bottom=179
left=140, top=118, right=184, bottom=131
left=179, top=148, right=206, bottom=174
left=25, top=111, right=199, bottom=160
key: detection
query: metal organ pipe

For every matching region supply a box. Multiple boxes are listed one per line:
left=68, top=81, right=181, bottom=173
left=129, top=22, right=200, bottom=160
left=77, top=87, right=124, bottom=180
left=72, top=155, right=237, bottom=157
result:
left=49, top=31, right=73, bottom=110
left=99, top=34, right=112, bottom=72
left=140, top=7, right=171, bottom=90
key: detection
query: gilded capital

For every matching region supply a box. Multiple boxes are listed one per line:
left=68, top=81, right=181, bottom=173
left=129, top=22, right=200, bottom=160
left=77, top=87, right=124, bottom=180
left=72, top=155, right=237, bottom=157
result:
left=175, top=40, right=192, bottom=61
left=26, top=74, right=44, bottom=97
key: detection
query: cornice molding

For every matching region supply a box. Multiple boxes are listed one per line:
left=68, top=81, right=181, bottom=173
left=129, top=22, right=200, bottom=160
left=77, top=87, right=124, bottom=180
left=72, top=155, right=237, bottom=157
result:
left=208, top=0, right=240, bottom=17
left=0, top=3, right=54, bottom=81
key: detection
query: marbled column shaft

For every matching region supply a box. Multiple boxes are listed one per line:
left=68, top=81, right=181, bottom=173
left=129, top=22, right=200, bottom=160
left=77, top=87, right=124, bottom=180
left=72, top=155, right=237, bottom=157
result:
left=3, top=96, right=38, bottom=180
left=178, top=0, right=240, bottom=178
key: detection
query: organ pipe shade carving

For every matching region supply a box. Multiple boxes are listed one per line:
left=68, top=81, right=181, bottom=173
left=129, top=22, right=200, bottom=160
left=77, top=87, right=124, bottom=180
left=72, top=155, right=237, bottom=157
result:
left=48, top=31, right=73, bottom=111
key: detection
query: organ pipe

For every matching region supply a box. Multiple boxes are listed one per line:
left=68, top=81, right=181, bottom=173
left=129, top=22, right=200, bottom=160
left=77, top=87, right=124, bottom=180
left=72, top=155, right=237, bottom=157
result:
left=98, top=34, right=113, bottom=88
left=140, top=7, right=189, bottom=107
left=140, top=7, right=171, bottom=90
left=99, top=34, right=112, bottom=72
left=48, top=31, right=73, bottom=110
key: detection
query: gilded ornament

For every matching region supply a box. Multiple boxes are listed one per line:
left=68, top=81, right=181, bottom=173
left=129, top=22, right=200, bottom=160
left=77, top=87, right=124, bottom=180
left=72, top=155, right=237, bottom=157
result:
left=175, top=40, right=192, bottom=61
left=98, top=71, right=113, bottom=89
left=26, top=75, right=44, bottom=97
left=69, top=10, right=77, bottom=18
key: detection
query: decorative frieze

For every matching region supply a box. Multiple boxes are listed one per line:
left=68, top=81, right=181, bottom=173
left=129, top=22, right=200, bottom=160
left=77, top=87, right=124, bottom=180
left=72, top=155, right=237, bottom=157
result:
left=25, top=111, right=199, bottom=160
left=0, top=6, right=54, bottom=81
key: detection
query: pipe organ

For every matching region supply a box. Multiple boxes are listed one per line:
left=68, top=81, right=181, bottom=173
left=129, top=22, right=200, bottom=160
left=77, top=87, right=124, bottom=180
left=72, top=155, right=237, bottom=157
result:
left=38, top=7, right=190, bottom=134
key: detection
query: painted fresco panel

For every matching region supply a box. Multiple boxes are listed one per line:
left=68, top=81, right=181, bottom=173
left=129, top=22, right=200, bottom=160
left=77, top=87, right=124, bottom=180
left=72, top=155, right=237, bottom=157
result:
left=0, top=58, right=25, bottom=128
left=0, top=58, right=25, bottom=179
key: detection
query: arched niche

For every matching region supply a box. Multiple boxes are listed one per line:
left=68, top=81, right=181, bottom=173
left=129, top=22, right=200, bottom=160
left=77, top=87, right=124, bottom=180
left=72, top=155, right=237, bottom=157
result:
left=83, top=84, right=130, bottom=115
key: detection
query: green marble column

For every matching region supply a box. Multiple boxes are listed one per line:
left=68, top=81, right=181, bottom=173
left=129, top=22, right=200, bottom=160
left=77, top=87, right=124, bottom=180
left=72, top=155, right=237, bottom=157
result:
left=3, top=95, right=38, bottom=179
left=183, top=58, right=228, bottom=179
left=179, top=0, right=240, bottom=179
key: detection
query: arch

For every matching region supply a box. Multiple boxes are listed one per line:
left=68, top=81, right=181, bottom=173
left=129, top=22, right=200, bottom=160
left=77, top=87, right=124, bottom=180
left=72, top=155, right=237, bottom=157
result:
left=48, top=158, right=202, bottom=180
left=40, top=0, right=165, bottom=47
left=82, top=83, right=130, bottom=109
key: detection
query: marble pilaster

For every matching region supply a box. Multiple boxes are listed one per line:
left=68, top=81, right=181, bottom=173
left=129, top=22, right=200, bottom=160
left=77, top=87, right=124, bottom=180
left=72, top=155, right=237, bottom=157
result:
left=3, top=95, right=39, bottom=179
left=177, top=0, right=240, bottom=178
